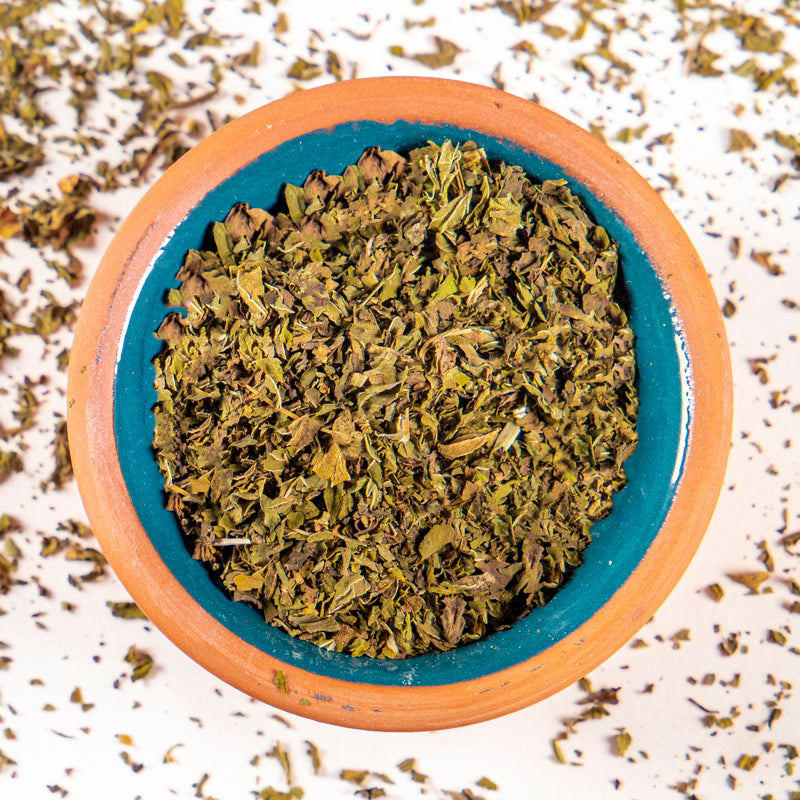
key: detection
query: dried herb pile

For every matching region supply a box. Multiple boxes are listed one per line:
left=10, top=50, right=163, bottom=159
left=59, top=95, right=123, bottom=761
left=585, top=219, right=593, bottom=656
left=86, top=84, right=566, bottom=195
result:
left=152, top=140, right=638, bottom=659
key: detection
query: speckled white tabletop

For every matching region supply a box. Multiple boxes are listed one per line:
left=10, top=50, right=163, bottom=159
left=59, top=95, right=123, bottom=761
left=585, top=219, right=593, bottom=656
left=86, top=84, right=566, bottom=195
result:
left=1, top=1, right=799, bottom=798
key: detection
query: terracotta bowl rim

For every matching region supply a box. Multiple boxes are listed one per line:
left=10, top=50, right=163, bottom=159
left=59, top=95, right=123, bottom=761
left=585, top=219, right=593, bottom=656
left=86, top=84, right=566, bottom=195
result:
left=67, top=76, right=732, bottom=731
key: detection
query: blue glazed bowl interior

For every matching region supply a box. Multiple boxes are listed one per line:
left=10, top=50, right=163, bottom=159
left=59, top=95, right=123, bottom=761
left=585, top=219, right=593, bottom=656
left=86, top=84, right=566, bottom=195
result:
left=114, top=120, right=689, bottom=686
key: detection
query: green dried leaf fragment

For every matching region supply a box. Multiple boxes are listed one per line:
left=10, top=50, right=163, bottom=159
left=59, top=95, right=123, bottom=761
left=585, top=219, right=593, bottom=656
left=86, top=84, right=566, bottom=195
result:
left=767, top=630, right=787, bottom=646
left=551, top=736, right=566, bottom=763
left=256, top=788, right=304, bottom=800
left=330, top=573, right=370, bottom=613
left=684, top=44, right=724, bottom=77
left=340, top=769, right=369, bottom=785
left=615, top=125, right=648, bottom=143
left=418, top=524, right=456, bottom=560
left=613, top=729, right=632, bottom=757
left=43, top=421, right=72, bottom=490
left=588, top=123, right=606, bottom=143
left=213, top=221, right=235, bottom=266
left=312, top=441, right=350, bottom=486
left=287, top=58, right=321, bottom=81
left=0, top=123, right=45, bottom=180
left=541, top=24, right=567, bottom=40
left=30, top=293, right=80, bottom=342
left=124, top=646, right=153, bottom=681
left=767, top=131, right=800, bottom=154
left=437, top=432, right=496, bottom=460
left=2, top=176, right=97, bottom=252
left=0, top=450, right=23, bottom=484
left=429, top=190, right=473, bottom=234
left=736, top=754, right=759, bottom=771
left=670, top=628, right=691, bottom=649
left=233, top=42, right=261, bottom=68
left=107, top=602, right=147, bottom=620
left=305, top=740, right=321, bottom=774
left=236, top=267, right=267, bottom=316
left=284, top=184, right=305, bottom=223
left=163, top=0, right=184, bottom=35
left=274, top=670, right=288, bottom=693
left=323, top=50, right=344, bottom=81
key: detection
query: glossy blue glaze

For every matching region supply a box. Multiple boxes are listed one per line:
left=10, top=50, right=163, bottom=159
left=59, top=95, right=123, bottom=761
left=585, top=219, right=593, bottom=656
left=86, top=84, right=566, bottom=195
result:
left=114, top=120, right=688, bottom=686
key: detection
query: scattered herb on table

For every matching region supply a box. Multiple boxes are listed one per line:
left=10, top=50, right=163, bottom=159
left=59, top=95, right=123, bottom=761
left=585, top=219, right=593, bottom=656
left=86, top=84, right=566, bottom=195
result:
left=124, top=645, right=154, bottom=682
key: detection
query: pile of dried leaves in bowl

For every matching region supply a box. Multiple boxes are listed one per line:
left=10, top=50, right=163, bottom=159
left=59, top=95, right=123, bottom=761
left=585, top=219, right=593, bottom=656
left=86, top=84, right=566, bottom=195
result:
left=152, top=140, right=638, bottom=658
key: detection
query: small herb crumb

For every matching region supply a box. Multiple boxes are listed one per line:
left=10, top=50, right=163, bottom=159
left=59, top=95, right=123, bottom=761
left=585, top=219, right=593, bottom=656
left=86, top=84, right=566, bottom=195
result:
left=124, top=645, right=154, bottom=682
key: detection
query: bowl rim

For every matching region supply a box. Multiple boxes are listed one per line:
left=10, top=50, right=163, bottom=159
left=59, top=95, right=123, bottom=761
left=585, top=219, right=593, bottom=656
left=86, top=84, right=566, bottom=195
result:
left=67, top=76, right=732, bottom=731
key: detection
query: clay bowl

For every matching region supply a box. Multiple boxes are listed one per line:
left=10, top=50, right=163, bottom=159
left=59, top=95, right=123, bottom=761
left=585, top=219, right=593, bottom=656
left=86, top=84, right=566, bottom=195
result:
left=67, top=77, right=732, bottom=731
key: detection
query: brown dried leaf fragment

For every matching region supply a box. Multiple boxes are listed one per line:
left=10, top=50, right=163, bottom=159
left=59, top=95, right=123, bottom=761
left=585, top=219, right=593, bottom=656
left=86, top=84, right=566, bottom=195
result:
left=750, top=250, right=784, bottom=276
left=578, top=687, right=620, bottom=706
left=0, top=747, right=17, bottom=774
left=494, top=0, right=556, bottom=25
left=727, top=571, right=770, bottom=593
left=684, top=44, right=723, bottom=77
left=727, top=129, right=757, bottom=152
left=767, top=629, right=787, bottom=646
left=719, top=632, right=740, bottom=656
left=0, top=514, right=21, bottom=537
left=704, top=583, right=724, bottom=602
left=267, top=742, right=293, bottom=786
left=392, top=37, right=463, bottom=69
left=721, top=299, right=736, bottom=317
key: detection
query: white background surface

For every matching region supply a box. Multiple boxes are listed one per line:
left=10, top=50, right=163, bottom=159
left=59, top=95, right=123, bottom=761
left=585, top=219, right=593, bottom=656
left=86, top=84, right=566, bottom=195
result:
left=1, top=1, right=799, bottom=798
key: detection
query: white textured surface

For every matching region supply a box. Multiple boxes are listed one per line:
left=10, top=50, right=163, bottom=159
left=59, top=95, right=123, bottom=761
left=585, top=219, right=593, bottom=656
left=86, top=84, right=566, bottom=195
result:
left=1, top=1, right=799, bottom=798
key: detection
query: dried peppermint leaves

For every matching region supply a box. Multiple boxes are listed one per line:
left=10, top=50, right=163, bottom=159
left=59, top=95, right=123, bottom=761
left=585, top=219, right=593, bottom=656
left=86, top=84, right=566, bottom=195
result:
left=152, top=140, right=638, bottom=659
